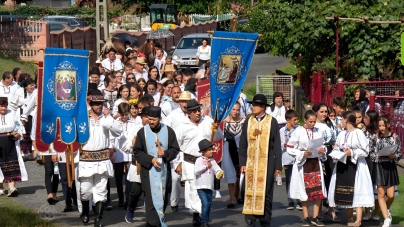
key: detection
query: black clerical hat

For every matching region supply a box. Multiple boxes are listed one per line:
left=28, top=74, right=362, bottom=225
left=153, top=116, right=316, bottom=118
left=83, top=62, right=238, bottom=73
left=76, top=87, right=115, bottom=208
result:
left=0, top=96, right=7, bottom=104
left=248, top=94, right=270, bottom=106
left=148, top=106, right=161, bottom=118
left=198, top=139, right=214, bottom=152
left=138, top=106, right=150, bottom=116
left=89, top=67, right=100, bottom=76
left=186, top=99, right=202, bottom=110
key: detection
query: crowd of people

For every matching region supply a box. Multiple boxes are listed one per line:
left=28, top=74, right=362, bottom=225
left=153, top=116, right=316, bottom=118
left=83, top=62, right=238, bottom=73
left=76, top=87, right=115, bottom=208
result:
left=0, top=45, right=401, bottom=227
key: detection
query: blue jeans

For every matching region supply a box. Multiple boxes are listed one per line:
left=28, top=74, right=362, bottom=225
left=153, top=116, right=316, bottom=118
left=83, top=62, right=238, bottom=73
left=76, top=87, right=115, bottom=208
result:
left=197, top=189, right=213, bottom=224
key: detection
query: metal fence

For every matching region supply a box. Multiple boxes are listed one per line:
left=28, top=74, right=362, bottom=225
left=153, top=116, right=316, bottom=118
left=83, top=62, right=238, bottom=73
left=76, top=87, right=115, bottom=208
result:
left=256, top=75, right=294, bottom=108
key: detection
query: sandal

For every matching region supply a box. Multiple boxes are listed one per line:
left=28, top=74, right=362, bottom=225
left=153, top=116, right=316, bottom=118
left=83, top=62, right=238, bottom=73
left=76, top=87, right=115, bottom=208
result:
left=347, top=218, right=355, bottom=226
left=227, top=203, right=235, bottom=209
left=353, top=221, right=361, bottom=227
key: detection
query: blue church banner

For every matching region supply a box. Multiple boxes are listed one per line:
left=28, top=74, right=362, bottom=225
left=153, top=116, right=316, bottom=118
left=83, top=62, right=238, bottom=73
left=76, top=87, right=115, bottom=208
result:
left=210, top=31, right=259, bottom=121
left=40, top=48, right=90, bottom=144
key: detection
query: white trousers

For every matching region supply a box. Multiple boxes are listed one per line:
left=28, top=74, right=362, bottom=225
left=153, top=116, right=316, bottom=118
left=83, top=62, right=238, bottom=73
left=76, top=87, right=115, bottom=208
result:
left=184, top=179, right=201, bottom=214
left=170, top=168, right=182, bottom=207
left=80, top=174, right=108, bottom=204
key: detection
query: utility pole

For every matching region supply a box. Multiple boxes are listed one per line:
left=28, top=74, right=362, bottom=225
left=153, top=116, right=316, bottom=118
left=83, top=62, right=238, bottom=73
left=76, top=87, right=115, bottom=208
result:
left=96, top=0, right=109, bottom=58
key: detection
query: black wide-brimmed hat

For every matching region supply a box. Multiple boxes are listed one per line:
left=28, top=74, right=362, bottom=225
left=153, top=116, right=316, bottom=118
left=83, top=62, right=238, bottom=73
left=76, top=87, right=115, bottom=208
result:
left=148, top=106, right=161, bottom=118
left=186, top=99, right=202, bottom=110
left=198, top=139, right=214, bottom=152
left=88, top=89, right=106, bottom=102
left=88, top=83, right=98, bottom=92
left=248, top=94, right=270, bottom=106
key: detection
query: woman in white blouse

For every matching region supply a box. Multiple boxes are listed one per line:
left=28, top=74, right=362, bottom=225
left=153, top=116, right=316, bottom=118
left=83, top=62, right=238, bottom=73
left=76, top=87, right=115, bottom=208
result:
left=327, top=111, right=374, bottom=227
left=196, top=38, right=211, bottom=67
left=287, top=110, right=327, bottom=227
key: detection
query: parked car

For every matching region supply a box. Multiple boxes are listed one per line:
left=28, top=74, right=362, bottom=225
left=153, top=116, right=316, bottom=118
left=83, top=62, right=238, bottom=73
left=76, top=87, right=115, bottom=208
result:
left=48, top=22, right=74, bottom=32
left=172, top=33, right=211, bottom=70
left=39, top=16, right=88, bottom=29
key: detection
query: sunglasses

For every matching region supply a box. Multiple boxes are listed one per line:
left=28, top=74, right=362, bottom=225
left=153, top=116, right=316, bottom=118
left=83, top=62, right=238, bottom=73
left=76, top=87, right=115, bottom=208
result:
left=127, top=77, right=135, bottom=80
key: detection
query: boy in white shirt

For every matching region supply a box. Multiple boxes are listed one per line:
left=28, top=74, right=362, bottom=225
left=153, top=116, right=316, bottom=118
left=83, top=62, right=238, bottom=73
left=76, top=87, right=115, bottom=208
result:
left=194, top=139, right=223, bottom=227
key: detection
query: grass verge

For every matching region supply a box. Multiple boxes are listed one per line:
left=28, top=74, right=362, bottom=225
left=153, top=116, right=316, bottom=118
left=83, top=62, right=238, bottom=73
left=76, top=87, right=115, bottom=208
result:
left=390, top=174, right=404, bottom=226
left=278, top=64, right=298, bottom=76
left=0, top=55, right=38, bottom=78
left=0, top=196, right=56, bottom=227
left=243, top=82, right=256, bottom=101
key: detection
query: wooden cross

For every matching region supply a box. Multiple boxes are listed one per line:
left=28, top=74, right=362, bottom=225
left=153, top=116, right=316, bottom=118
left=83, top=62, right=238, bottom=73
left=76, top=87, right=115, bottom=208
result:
left=155, top=139, right=162, bottom=149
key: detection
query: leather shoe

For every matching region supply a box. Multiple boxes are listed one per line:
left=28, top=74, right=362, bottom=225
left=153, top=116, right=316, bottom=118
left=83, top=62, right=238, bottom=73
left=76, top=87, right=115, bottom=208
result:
left=192, top=213, right=201, bottom=226
left=81, top=201, right=90, bottom=224
left=171, top=205, right=178, bottom=212
left=63, top=204, right=73, bottom=212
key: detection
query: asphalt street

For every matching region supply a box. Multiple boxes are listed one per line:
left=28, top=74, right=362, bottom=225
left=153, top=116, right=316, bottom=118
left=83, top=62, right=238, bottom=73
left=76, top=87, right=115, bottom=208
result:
left=245, top=53, right=290, bottom=86
left=6, top=160, right=400, bottom=227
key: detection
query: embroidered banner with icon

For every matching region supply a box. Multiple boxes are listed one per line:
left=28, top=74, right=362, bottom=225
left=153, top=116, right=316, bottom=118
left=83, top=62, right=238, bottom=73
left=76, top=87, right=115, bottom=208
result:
left=210, top=31, right=258, bottom=122
left=38, top=48, right=90, bottom=146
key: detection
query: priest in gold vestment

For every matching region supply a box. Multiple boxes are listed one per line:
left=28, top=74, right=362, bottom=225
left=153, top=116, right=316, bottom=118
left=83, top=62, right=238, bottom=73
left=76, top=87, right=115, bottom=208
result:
left=239, top=94, right=282, bottom=227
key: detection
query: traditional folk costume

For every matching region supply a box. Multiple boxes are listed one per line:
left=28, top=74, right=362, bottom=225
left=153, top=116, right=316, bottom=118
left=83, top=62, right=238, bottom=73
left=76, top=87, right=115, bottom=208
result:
left=287, top=126, right=327, bottom=202
left=78, top=89, right=122, bottom=227
left=373, top=133, right=401, bottom=188
left=10, top=87, right=35, bottom=156
left=238, top=94, right=282, bottom=227
left=176, top=100, right=223, bottom=225
left=134, top=106, right=180, bottom=227
left=162, top=91, right=192, bottom=210
left=222, top=118, right=245, bottom=184
left=0, top=98, right=28, bottom=196
left=328, top=129, right=374, bottom=208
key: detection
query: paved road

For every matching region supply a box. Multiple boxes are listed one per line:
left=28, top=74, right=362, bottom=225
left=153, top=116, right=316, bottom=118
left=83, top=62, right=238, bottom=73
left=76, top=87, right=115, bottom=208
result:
left=7, top=160, right=400, bottom=227
left=245, top=53, right=290, bottom=86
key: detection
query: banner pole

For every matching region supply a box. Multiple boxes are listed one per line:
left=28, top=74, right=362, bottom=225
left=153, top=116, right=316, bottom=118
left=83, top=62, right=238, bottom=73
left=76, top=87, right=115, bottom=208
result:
left=70, top=143, right=75, bottom=181
left=210, top=99, right=219, bottom=142
left=65, top=148, right=72, bottom=188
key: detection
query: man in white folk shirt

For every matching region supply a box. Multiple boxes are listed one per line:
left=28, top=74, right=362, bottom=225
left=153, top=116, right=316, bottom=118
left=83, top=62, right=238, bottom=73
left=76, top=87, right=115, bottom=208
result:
left=101, top=48, right=123, bottom=72
left=0, top=71, right=20, bottom=105
left=175, top=99, right=224, bottom=226
left=154, top=48, right=166, bottom=78
left=265, top=92, right=287, bottom=129
left=161, top=86, right=181, bottom=121
left=163, top=91, right=192, bottom=212
left=89, top=67, right=105, bottom=92
left=79, top=89, right=122, bottom=227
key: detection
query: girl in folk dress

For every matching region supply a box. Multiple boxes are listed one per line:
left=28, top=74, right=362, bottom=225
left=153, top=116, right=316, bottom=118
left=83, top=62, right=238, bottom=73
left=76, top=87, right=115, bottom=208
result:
left=328, top=111, right=374, bottom=227
left=0, top=97, right=27, bottom=197
left=112, top=84, right=129, bottom=118
left=374, top=115, right=401, bottom=227
left=222, top=102, right=245, bottom=208
left=312, top=103, right=338, bottom=220
left=287, top=110, right=327, bottom=227
left=103, top=74, right=118, bottom=112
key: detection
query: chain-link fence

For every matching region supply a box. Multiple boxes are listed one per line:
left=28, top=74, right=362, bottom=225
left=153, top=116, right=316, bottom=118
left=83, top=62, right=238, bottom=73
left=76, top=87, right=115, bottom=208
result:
left=256, top=75, right=294, bottom=108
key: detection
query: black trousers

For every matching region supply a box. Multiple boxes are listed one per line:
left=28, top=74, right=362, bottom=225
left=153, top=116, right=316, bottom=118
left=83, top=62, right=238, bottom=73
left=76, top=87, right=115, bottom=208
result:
left=127, top=182, right=142, bottom=211
left=284, top=164, right=293, bottom=203
left=44, top=156, right=59, bottom=194
left=114, top=162, right=131, bottom=203
left=58, top=162, right=77, bottom=205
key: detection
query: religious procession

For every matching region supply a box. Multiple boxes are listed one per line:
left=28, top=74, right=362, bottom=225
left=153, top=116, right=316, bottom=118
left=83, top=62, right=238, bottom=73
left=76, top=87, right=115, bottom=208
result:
left=0, top=30, right=402, bottom=227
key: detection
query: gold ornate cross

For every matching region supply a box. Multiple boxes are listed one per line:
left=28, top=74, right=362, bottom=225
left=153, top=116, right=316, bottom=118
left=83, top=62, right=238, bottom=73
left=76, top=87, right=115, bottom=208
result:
left=253, top=129, right=262, bottom=137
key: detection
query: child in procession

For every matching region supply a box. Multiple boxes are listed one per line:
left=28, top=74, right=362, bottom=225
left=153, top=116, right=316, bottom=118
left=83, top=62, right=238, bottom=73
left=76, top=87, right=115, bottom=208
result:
left=195, top=139, right=224, bottom=227
left=279, top=109, right=302, bottom=210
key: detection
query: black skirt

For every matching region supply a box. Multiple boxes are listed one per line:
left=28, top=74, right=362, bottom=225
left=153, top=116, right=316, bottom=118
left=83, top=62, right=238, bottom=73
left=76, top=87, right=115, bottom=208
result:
left=372, top=159, right=399, bottom=186
left=0, top=135, right=21, bottom=183
left=228, top=139, right=240, bottom=177
left=335, top=158, right=356, bottom=207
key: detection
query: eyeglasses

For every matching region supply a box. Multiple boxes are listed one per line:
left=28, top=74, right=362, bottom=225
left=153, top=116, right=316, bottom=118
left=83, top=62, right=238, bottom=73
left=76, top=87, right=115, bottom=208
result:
left=127, top=77, right=135, bottom=80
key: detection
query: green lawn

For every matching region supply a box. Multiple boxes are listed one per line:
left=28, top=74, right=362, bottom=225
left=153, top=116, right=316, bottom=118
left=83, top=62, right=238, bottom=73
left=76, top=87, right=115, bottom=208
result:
left=0, top=196, right=56, bottom=227
left=0, top=56, right=38, bottom=78
left=390, top=174, right=404, bottom=226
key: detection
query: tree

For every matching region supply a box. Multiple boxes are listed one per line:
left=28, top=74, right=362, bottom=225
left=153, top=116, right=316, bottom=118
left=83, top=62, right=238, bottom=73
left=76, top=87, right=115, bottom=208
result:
left=240, top=0, right=404, bottom=80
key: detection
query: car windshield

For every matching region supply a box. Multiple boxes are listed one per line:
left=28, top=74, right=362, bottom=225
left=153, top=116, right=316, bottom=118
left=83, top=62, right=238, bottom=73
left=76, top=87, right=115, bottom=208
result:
left=176, top=38, right=210, bottom=49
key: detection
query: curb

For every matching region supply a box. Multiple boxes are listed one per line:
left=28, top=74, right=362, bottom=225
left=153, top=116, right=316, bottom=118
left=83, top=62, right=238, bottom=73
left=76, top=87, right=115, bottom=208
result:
left=398, top=159, right=404, bottom=168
